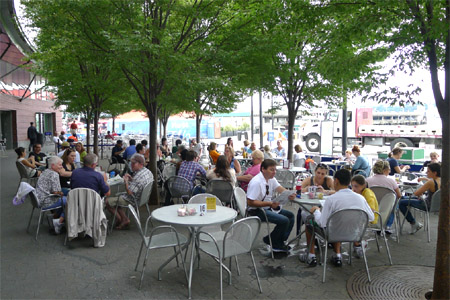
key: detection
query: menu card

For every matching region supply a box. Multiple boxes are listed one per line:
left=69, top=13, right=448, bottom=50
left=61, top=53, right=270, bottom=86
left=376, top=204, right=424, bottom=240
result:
left=206, top=197, right=217, bottom=212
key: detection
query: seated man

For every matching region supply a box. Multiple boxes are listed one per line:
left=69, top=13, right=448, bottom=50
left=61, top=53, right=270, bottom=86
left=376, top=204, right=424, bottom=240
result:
left=58, top=141, right=81, bottom=168
left=106, top=154, right=153, bottom=229
left=177, top=150, right=206, bottom=195
left=123, top=139, right=136, bottom=160
left=29, top=143, right=47, bottom=167
left=111, top=140, right=126, bottom=164
left=71, top=153, right=110, bottom=198
left=247, top=159, right=296, bottom=252
left=299, top=169, right=374, bottom=267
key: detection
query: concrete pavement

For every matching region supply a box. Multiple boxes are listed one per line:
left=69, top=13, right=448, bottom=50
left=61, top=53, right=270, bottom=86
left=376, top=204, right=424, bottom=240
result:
left=0, top=147, right=437, bottom=299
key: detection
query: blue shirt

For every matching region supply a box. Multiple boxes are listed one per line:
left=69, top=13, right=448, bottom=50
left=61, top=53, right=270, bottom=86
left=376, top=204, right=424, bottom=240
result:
left=71, top=167, right=110, bottom=197
left=123, top=145, right=136, bottom=160
left=387, top=157, right=399, bottom=176
left=352, top=155, right=371, bottom=177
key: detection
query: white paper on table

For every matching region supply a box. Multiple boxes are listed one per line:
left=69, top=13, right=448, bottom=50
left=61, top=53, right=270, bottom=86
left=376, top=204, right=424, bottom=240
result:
left=107, top=175, right=124, bottom=185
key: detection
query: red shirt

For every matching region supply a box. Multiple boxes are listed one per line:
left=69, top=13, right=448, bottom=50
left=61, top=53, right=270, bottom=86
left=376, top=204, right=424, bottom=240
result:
left=70, top=123, right=78, bottom=129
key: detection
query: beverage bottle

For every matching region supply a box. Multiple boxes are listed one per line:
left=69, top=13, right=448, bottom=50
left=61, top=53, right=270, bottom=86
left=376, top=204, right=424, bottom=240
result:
left=110, top=171, right=115, bottom=178
left=295, top=179, right=302, bottom=198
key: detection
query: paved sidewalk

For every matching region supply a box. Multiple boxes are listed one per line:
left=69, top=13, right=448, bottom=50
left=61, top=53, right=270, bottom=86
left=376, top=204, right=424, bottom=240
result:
left=1, top=149, right=437, bottom=299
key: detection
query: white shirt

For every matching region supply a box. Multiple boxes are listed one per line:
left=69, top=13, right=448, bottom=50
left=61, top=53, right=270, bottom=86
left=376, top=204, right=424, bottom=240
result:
left=246, top=172, right=281, bottom=210
left=313, top=188, right=375, bottom=228
left=293, top=152, right=306, bottom=161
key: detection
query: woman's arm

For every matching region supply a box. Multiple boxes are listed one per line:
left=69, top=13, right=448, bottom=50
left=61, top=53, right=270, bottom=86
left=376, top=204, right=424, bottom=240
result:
left=233, top=159, right=241, bottom=174
left=22, top=158, right=37, bottom=169
left=414, top=180, right=432, bottom=197
left=301, top=177, right=312, bottom=189
left=352, top=157, right=362, bottom=170
left=394, top=187, right=402, bottom=198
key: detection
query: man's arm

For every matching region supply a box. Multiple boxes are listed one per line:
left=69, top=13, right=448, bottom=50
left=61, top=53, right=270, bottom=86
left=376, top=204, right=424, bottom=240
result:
left=247, top=198, right=279, bottom=209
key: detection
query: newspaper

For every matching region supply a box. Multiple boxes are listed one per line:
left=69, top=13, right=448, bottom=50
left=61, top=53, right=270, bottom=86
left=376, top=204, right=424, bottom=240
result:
left=270, top=190, right=295, bottom=213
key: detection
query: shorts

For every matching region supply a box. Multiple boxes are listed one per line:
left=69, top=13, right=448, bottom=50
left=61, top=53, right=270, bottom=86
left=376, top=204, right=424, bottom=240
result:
left=108, top=195, right=130, bottom=207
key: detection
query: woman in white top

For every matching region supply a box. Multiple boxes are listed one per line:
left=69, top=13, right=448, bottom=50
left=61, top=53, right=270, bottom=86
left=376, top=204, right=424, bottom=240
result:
left=293, top=144, right=306, bottom=161
left=15, top=147, right=41, bottom=178
left=206, top=155, right=237, bottom=186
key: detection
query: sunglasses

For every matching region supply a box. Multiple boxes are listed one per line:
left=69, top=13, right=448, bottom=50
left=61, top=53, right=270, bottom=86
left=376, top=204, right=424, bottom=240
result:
left=265, top=185, right=269, bottom=196
left=317, top=163, right=329, bottom=170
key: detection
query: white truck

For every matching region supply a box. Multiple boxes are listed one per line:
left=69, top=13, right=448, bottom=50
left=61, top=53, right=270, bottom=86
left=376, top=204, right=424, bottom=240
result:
left=299, top=107, right=442, bottom=152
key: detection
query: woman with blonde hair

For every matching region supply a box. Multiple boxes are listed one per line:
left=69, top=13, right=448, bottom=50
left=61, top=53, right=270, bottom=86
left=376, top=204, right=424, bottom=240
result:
left=293, top=144, right=306, bottom=161
left=75, top=142, right=87, bottom=162
left=224, top=146, right=241, bottom=174
left=263, top=145, right=273, bottom=159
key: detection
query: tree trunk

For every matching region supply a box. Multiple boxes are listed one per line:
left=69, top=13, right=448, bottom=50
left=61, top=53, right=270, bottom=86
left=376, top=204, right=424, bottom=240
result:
left=196, top=114, right=202, bottom=142
left=147, top=103, right=159, bottom=206
left=432, top=112, right=449, bottom=300
left=93, top=109, right=100, bottom=155
left=287, top=111, right=296, bottom=162
left=112, top=116, right=115, bottom=133
left=85, top=115, right=91, bottom=154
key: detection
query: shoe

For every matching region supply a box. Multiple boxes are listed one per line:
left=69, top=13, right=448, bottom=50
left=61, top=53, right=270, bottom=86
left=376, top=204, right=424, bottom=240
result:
left=332, top=255, right=342, bottom=267
left=299, top=252, right=317, bottom=267
left=272, top=245, right=290, bottom=253
left=53, top=219, right=62, bottom=235
left=410, top=222, right=423, bottom=234
left=354, top=246, right=363, bottom=259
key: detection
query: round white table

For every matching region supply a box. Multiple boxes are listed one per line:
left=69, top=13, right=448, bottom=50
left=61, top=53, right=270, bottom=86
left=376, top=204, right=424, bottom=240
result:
left=276, top=166, right=307, bottom=173
left=152, top=205, right=237, bottom=299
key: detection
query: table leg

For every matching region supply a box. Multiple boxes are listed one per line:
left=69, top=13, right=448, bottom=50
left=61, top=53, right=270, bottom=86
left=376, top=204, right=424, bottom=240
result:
left=188, top=227, right=197, bottom=299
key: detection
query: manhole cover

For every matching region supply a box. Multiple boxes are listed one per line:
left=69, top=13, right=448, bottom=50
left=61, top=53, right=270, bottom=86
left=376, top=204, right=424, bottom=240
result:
left=347, top=265, right=434, bottom=300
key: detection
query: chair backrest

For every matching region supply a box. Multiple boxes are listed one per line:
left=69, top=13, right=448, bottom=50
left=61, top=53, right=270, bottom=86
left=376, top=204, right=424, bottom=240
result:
left=28, top=191, right=40, bottom=208
left=326, top=209, right=369, bottom=243
left=209, top=155, right=214, bottom=165
left=138, top=181, right=154, bottom=207
left=294, top=158, right=306, bottom=168
left=167, top=176, right=193, bottom=198
left=16, top=161, right=30, bottom=179
left=162, top=163, right=177, bottom=181
left=429, top=189, right=441, bottom=213
left=274, top=169, right=295, bottom=190
left=370, top=186, right=396, bottom=204
left=206, top=179, right=234, bottom=205
left=188, top=193, right=222, bottom=206
left=222, top=217, right=261, bottom=259
left=376, top=192, right=397, bottom=227
left=234, top=187, right=247, bottom=218
left=312, top=155, right=321, bottom=164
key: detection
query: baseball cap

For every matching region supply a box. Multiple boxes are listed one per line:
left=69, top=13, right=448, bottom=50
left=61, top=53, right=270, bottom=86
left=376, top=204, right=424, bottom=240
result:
left=61, top=141, right=70, bottom=147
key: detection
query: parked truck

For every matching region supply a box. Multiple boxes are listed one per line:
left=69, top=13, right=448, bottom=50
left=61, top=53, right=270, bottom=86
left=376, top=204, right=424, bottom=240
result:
left=299, top=107, right=442, bottom=152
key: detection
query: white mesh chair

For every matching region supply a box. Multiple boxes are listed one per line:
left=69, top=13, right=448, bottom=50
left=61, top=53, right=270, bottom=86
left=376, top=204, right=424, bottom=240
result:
left=26, top=190, right=63, bottom=241
left=274, top=169, right=295, bottom=190
left=162, top=163, right=177, bottom=181
left=196, top=217, right=263, bottom=300
left=110, top=181, right=153, bottom=232
left=309, top=161, right=317, bottom=174
left=128, top=205, right=188, bottom=290
left=293, top=158, right=305, bottom=168
left=206, top=179, right=235, bottom=208
left=367, top=192, right=396, bottom=265
left=370, top=186, right=400, bottom=243
left=167, top=176, right=193, bottom=204
left=234, top=187, right=274, bottom=260
left=316, top=209, right=370, bottom=283
left=312, top=155, right=321, bottom=164
left=188, top=194, right=225, bottom=241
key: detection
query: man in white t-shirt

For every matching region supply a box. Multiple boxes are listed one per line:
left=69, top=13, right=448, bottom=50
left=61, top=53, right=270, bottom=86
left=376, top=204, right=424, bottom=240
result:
left=247, top=159, right=296, bottom=252
left=299, top=169, right=374, bottom=267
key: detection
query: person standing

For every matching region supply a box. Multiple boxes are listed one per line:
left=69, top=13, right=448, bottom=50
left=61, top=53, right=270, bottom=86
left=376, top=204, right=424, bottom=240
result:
left=70, top=121, right=78, bottom=135
left=27, top=122, right=38, bottom=152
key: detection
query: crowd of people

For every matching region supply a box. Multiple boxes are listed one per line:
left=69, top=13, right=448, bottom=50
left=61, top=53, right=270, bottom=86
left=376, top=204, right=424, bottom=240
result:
left=16, top=133, right=441, bottom=261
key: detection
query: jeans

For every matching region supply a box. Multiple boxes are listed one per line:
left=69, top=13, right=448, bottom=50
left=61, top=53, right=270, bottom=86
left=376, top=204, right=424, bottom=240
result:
left=251, top=208, right=295, bottom=248
left=44, top=197, right=67, bottom=219
left=399, top=196, right=426, bottom=224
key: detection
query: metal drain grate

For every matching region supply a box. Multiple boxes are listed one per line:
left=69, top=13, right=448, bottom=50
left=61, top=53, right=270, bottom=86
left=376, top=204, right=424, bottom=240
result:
left=347, top=265, right=434, bottom=300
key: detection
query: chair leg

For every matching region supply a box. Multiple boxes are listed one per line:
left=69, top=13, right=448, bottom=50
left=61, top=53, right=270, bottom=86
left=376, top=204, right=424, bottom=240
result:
left=234, top=256, right=240, bottom=276
left=382, top=230, right=393, bottom=265
left=135, top=241, right=145, bottom=271
left=64, top=233, right=68, bottom=246
left=374, top=231, right=380, bottom=252
left=322, top=242, right=328, bottom=283
left=250, top=252, right=262, bottom=293
left=348, top=243, right=352, bottom=265
left=27, top=207, right=35, bottom=233
left=110, top=201, right=120, bottom=233
left=394, top=212, right=400, bottom=243
left=35, top=211, right=43, bottom=241
left=173, top=246, right=180, bottom=267
left=361, top=242, right=371, bottom=282
left=139, top=248, right=151, bottom=289
left=426, top=211, right=431, bottom=243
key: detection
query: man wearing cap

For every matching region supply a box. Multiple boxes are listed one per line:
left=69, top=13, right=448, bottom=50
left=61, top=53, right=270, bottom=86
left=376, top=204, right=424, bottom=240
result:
left=58, top=141, right=81, bottom=168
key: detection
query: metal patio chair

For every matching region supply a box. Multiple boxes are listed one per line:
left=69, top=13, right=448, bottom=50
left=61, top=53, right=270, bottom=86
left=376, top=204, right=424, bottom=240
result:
left=206, top=179, right=235, bottom=208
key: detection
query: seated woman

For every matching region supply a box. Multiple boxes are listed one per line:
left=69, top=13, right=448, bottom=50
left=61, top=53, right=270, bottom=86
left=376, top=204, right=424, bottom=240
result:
left=225, top=146, right=241, bottom=175
left=59, top=149, right=76, bottom=195
left=206, top=155, right=237, bottom=186
left=342, top=150, right=354, bottom=164
left=263, top=145, right=273, bottom=159
left=422, top=151, right=440, bottom=169
left=75, top=142, right=87, bottom=162
left=236, top=150, right=264, bottom=191
left=296, top=163, right=335, bottom=235
left=208, top=142, right=220, bottom=164
left=388, top=147, right=410, bottom=175
left=398, top=162, right=440, bottom=234
left=351, top=145, right=371, bottom=177
left=350, top=175, right=378, bottom=258
left=366, top=160, right=402, bottom=198
left=160, top=137, right=171, bottom=157
left=15, top=147, right=41, bottom=178
left=243, top=140, right=251, bottom=154
left=293, top=144, right=306, bottom=161
left=36, top=156, right=66, bottom=234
